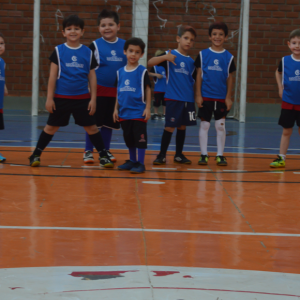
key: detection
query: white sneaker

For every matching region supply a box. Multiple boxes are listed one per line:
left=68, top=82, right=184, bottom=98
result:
left=107, top=150, right=117, bottom=162
left=83, top=150, right=94, bottom=164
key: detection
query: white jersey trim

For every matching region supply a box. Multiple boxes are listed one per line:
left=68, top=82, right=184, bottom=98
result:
left=200, top=51, right=203, bottom=78
left=102, top=37, right=119, bottom=44
left=89, top=50, right=92, bottom=70
left=55, top=46, right=61, bottom=79
left=64, top=43, right=83, bottom=50
left=93, top=41, right=100, bottom=70
left=282, top=57, right=284, bottom=86
left=153, top=66, right=158, bottom=84
left=124, top=64, right=140, bottom=72
left=227, top=55, right=234, bottom=78
left=291, top=54, right=300, bottom=62
left=209, top=47, right=226, bottom=54
left=141, top=69, right=147, bottom=104
left=174, top=49, right=190, bottom=57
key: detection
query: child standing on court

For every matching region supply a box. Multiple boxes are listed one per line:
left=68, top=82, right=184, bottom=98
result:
left=113, top=38, right=151, bottom=174
left=83, top=9, right=127, bottom=164
left=149, top=50, right=167, bottom=120
left=194, top=22, right=235, bottom=166
left=148, top=26, right=197, bottom=165
left=270, top=29, right=300, bottom=168
left=29, top=15, right=113, bottom=168
left=0, top=32, right=8, bottom=162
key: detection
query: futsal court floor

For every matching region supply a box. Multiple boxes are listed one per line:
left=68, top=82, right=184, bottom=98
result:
left=1, top=110, right=300, bottom=299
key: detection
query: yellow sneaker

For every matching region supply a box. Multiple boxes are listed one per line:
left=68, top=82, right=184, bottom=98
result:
left=270, top=155, right=285, bottom=168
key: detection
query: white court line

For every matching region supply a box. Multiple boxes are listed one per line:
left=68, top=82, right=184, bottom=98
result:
left=294, top=172, right=300, bottom=174
left=152, top=167, right=177, bottom=170
left=142, top=181, right=165, bottom=184
left=188, top=169, right=211, bottom=172
left=81, top=166, right=100, bottom=168
left=48, top=165, right=71, bottom=168
left=0, top=226, right=300, bottom=237
left=10, top=164, right=26, bottom=167
left=223, top=170, right=248, bottom=172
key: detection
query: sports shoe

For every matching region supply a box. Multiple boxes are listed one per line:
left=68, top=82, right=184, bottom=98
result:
left=270, top=155, right=286, bottom=168
left=198, top=155, right=209, bottom=165
left=0, top=153, right=6, bottom=162
left=29, top=155, right=40, bottom=167
left=83, top=150, right=94, bottom=164
left=161, top=114, right=165, bottom=120
left=107, top=150, right=117, bottom=162
left=130, top=162, right=146, bottom=174
left=174, top=154, right=192, bottom=164
left=153, top=154, right=166, bottom=165
left=118, top=160, right=136, bottom=170
left=151, top=113, right=159, bottom=120
left=216, top=155, right=227, bottom=166
left=99, top=155, right=114, bottom=168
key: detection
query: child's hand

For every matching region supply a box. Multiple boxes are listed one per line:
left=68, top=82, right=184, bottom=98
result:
left=143, top=107, right=151, bottom=121
left=156, top=74, right=164, bottom=79
left=279, top=87, right=283, bottom=99
left=45, top=98, right=56, bottom=113
left=195, top=96, right=203, bottom=108
left=113, top=109, right=119, bottom=123
left=225, top=97, right=233, bottom=111
left=88, top=100, right=96, bottom=115
left=166, top=49, right=177, bottom=65
left=4, top=86, right=8, bottom=96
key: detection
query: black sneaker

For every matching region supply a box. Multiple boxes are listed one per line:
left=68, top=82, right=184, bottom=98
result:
left=198, top=155, right=209, bottom=165
left=99, top=155, right=114, bottom=168
left=216, top=155, right=227, bottom=166
left=174, top=154, right=192, bottom=164
left=29, top=155, right=40, bottom=167
left=153, top=154, right=166, bottom=165
left=151, top=113, right=159, bottom=120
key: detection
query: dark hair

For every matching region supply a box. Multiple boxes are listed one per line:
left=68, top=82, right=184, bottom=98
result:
left=124, top=37, right=145, bottom=53
left=63, top=15, right=84, bottom=30
left=177, top=25, right=197, bottom=38
left=289, top=29, right=300, bottom=41
left=0, top=32, right=4, bottom=41
left=97, top=9, right=119, bottom=25
left=209, top=22, right=228, bottom=37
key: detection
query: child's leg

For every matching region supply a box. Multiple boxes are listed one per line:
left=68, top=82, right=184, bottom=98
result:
left=101, top=127, right=113, bottom=150
left=129, top=147, right=137, bottom=162
left=84, top=125, right=107, bottom=157
left=85, top=132, right=94, bottom=152
left=138, top=148, right=146, bottom=164
left=199, top=118, right=210, bottom=155
left=175, top=125, right=186, bottom=156
left=215, top=117, right=226, bottom=156
left=160, top=127, right=175, bottom=156
left=154, top=107, right=158, bottom=114
left=279, top=127, right=293, bottom=159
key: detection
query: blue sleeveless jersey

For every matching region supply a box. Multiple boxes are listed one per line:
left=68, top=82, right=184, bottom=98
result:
left=0, top=57, right=5, bottom=109
left=93, top=37, right=127, bottom=87
left=164, top=50, right=195, bottom=102
left=200, top=48, right=234, bottom=99
left=282, top=55, right=300, bottom=105
left=117, top=65, right=147, bottom=120
left=153, top=65, right=167, bottom=93
left=55, top=43, right=91, bottom=96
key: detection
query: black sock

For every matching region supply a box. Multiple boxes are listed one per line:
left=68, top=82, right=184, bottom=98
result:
left=33, top=131, right=54, bottom=156
left=88, top=132, right=106, bottom=156
left=176, top=129, right=186, bottom=156
left=160, top=129, right=173, bottom=156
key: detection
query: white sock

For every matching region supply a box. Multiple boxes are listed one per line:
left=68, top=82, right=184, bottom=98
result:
left=215, top=118, right=226, bottom=156
left=199, top=121, right=210, bottom=155
left=279, top=154, right=286, bottom=160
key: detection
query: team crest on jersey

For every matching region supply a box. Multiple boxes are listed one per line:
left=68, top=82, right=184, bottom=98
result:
left=208, top=59, right=223, bottom=71
left=162, top=71, right=166, bottom=78
left=107, top=50, right=123, bottom=62
left=289, top=69, right=300, bottom=81
left=66, top=56, right=84, bottom=68
left=120, top=79, right=136, bottom=92
left=174, top=62, right=189, bottom=75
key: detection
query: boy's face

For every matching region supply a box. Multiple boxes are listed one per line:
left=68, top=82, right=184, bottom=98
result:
left=176, top=31, right=195, bottom=51
left=62, top=25, right=84, bottom=43
left=209, top=29, right=227, bottom=47
left=124, top=45, right=144, bottom=64
left=99, top=18, right=120, bottom=41
left=288, top=36, right=300, bottom=56
left=0, top=37, right=5, bottom=56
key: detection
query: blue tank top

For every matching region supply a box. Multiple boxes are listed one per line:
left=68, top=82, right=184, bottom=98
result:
left=153, top=65, right=167, bottom=93
left=55, top=43, right=91, bottom=96
left=117, top=65, right=147, bottom=120
left=282, top=55, right=300, bottom=105
left=200, top=48, right=234, bottom=99
left=0, top=57, right=5, bottom=109
left=164, top=50, right=195, bottom=102
left=94, top=37, right=127, bottom=87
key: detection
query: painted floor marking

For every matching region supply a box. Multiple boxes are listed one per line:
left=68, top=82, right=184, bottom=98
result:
left=293, top=172, right=300, bottom=174
left=10, top=164, right=26, bottom=167
left=81, top=166, right=100, bottom=168
left=152, top=167, right=177, bottom=170
left=187, top=169, right=211, bottom=171
left=142, top=181, right=165, bottom=185
left=222, top=170, right=248, bottom=172
left=48, top=165, right=71, bottom=168
left=1, top=226, right=300, bottom=237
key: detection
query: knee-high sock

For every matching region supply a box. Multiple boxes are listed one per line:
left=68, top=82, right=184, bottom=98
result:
left=199, top=121, right=210, bottom=155
left=129, top=147, right=137, bottom=162
left=215, top=118, right=226, bottom=156
left=160, top=129, right=173, bottom=156
left=88, top=132, right=106, bottom=156
left=138, top=148, right=146, bottom=164
left=85, top=132, right=94, bottom=152
left=33, top=131, right=54, bottom=156
left=176, top=129, right=186, bottom=156
left=101, top=127, right=113, bottom=150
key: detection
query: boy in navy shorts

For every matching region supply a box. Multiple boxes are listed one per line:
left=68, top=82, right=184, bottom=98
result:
left=113, top=38, right=151, bottom=174
left=0, top=32, right=8, bottom=162
left=83, top=9, right=127, bottom=164
left=195, top=22, right=235, bottom=166
left=148, top=26, right=197, bottom=165
left=270, top=29, right=300, bottom=168
left=29, top=15, right=113, bottom=168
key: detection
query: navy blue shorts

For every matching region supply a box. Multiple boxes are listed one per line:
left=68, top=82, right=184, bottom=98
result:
left=165, top=100, right=197, bottom=128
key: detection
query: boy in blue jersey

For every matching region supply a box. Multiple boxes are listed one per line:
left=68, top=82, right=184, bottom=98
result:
left=195, top=22, right=235, bottom=166
left=83, top=9, right=127, bottom=164
left=29, top=15, right=113, bottom=168
left=270, top=29, right=300, bottom=168
left=0, top=32, right=9, bottom=162
left=148, top=26, right=197, bottom=165
left=113, top=38, right=151, bottom=174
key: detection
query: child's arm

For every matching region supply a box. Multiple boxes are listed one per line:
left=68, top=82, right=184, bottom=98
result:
left=225, top=73, right=233, bottom=111
left=88, top=69, right=97, bottom=116
left=148, top=50, right=176, bottom=67
left=45, top=62, right=58, bottom=113
left=113, top=96, right=119, bottom=123
left=275, top=69, right=283, bottom=98
left=149, top=72, right=163, bottom=79
left=143, top=85, right=151, bottom=121
left=4, top=85, right=8, bottom=96
left=194, top=68, right=203, bottom=108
